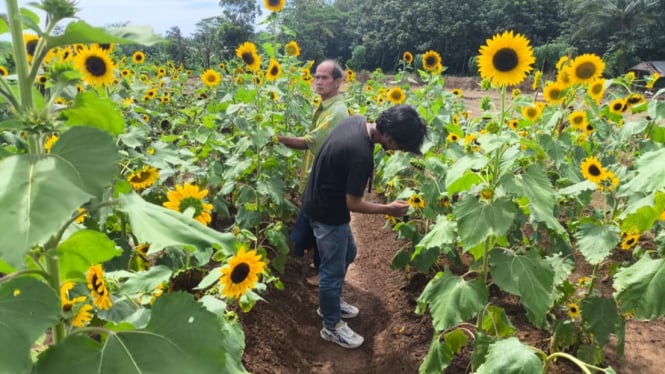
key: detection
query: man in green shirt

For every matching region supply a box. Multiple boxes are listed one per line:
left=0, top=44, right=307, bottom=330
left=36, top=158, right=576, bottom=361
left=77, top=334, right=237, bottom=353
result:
left=277, top=59, right=349, bottom=286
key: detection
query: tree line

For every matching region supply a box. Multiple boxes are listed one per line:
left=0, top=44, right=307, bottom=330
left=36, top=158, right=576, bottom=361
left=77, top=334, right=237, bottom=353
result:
left=130, top=0, right=665, bottom=76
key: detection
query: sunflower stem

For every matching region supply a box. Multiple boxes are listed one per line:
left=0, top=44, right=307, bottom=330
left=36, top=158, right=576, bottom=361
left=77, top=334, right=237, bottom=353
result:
left=5, top=0, right=33, bottom=112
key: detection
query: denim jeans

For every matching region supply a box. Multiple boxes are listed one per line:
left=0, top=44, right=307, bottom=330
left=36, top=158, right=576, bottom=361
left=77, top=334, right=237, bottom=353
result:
left=309, top=218, right=357, bottom=329
left=290, top=210, right=320, bottom=268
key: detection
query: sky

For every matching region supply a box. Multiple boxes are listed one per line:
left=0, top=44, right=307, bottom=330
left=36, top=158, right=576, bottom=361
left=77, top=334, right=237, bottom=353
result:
left=4, top=0, right=231, bottom=37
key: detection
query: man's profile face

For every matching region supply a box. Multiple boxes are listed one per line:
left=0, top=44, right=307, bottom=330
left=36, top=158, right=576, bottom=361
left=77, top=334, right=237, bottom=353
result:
left=314, top=62, right=340, bottom=101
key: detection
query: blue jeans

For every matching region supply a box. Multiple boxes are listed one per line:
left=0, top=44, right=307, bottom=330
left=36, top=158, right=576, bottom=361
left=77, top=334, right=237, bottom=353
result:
left=290, top=210, right=320, bottom=269
left=309, top=218, right=357, bottom=330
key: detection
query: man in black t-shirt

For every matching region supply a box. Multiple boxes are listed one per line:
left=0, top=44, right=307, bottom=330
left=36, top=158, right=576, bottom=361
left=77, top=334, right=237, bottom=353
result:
left=302, top=105, right=427, bottom=349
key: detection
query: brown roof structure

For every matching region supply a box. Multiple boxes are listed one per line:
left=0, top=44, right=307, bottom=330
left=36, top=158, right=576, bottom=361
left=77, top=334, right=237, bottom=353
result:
left=628, top=61, right=665, bottom=75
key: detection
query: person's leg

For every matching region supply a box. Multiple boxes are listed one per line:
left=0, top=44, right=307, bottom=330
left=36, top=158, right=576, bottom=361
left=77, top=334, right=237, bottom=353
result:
left=310, top=219, right=349, bottom=330
left=290, top=210, right=315, bottom=257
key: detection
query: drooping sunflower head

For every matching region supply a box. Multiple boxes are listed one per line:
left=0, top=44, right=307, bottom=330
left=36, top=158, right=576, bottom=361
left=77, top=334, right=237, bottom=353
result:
left=408, top=194, right=425, bottom=209
left=284, top=40, right=300, bottom=57
left=132, top=50, right=146, bottom=64
left=74, top=45, right=116, bottom=87
left=620, top=230, right=640, bottom=250
left=162, top=182, right=214, bottom=226
left=625, top=93, right=645, bottom=107
left=387, top=86, right=406, bottom=104
left=200, top=68, right=221, bottom=87
left=477, top=30, right=535, bottom=87
left=422, top=50, right=442, bottom=72
left=402, top=51, right=414, bottom=65
left=264, top=0, right=285, bottom=12
left=86, top=264, right=112, bottom=310
left=219, top=247, right=267, bottom=299
left=569, top=54, right=605, bottom=85
left=580, top=156, right=606, bottom=185
left=266, top=58, right=281, bottom=81
left=345, top=69, right=356, bottom=83
left=236, top=41, right=261, bottom=72
left=44, top=134, right=59, bottom=153
left=128, top=165, right=160, bottom=191
left=531, top=69, right=542, bottom=90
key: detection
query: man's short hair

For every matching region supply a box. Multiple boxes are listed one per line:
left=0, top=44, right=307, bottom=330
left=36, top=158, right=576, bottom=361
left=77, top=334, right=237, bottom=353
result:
left=376, top=105, right=428, bottom=154
left=320, top=59, right=345, bottom=80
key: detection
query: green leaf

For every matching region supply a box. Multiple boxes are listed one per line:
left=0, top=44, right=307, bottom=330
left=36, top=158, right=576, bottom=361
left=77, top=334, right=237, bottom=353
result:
left=62, top=91, right=125, bottom=135
left=47, top=21, right=163, bottom=49
left=490, top=250, right=554, bottom=328
left=444, top=154, right=487, bottom=193
left=0, top=127, right=117, bottom=268
left=443, top=329, right=469, bottom=354
left=614, top=256, right=665, bottom=319
left=475, top=337, right=543, bottom=374
left=581, top=297, right=618, bottom=346
left=118, top=192, right=237, bottom=256
left=417, top=215, right=457, bottom=251
left=621, top=148, right=665, bottom=194
left=264, top=226, right=289, bottom=274
left=573, top=222, right=619, bottom=265
left=454, top=196, right=517, bottom=248
left=390, top=249, right=410, bottom=269
left=35, top=293, right=246, bottom=374
left=419, top=335, right=454, bottom=374
left=381, top=152, right=411, bottom=180
left=0, top=277, right=60, bottom=374
left=58, top=230, right=122, bottom=280
left=557, top=180, right=597, bottom=196
left=480, top=306, right=516, bottom=338
left=509, top=165, right=565, bottom=233
left=118, top=265, right=172, bottom=295
left=417, top=271, right=488, bottom=331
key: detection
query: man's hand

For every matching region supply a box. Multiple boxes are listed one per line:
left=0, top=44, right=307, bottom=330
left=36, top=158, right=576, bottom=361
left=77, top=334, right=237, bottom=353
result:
left=385, top=200, right=409, bottom=217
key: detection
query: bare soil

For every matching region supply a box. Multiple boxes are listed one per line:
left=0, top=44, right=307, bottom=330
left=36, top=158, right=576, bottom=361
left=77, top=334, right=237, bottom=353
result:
left=239, top=79, right=665, bottom=373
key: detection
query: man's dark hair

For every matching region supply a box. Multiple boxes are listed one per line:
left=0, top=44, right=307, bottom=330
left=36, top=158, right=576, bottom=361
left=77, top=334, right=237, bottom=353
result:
left=320, top=59, right=345, bottom=80
left=376, top=105, right=428, bottom=154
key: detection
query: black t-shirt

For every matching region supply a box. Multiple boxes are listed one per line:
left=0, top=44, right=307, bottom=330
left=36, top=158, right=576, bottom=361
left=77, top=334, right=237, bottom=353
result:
left=302, top=115, right=374, bottom=225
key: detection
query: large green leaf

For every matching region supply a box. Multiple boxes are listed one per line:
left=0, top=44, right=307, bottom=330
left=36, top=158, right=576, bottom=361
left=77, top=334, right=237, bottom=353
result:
left=490, top=250, right=554, bottom=328
left=34, top=292, right=244, bottom=374
left=0, top=127, right=117, bottom=268
left=454, top=196, right=517, bottom=248
left=508, top=165, right=565, bottom=233
left=418, top=335, right=454, bottom=374
left=118, top=192, right=237, bottom=256
left=581, top=297, right=618, bottom=346
left=475, top=337, right=543, bottom=374
left=417, top=271, right=488, bottom=331
left=46, top=21, right=163, bottom=49
left=118, top=265, right=172, bottom=295
left=62, top=92, right=125, bottom=135
left=0, top=277, right=59, bottom=374
left=620, top=148, right=665, bottom=194
left=58, top=230, right=122, bottom=280
left=444, top=154, right=487, bottom=193
left=614, top=256, right=665, bottom=319
left=573, top=222, right=619, bottom=265
left=416, top=215, right=457, bottom=251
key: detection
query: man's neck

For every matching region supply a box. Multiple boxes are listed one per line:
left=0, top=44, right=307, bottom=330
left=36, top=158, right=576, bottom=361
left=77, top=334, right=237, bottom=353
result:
left=320, top=92, right=339, bottom=102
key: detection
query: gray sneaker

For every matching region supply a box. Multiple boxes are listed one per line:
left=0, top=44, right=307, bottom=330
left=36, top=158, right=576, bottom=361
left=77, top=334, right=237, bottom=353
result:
left=317, top=299, right=359, bottom=319
left=320, top=321, right=364, bottom=349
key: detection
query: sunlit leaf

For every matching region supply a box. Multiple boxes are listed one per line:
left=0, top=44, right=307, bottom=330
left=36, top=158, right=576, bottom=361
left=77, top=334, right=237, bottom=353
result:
left=508, top=165, right=565, bottom=233
left=47, top=21, right=163, bottom=49
left=454, top=196, right=517, bottom=248
left=58, top=229, right=122, bottom=280
left=582, top=296, right=618, bottom=346
left=573, top=222, right=619, bottom=265
left=118, top=265, right=172, bottom=295
left=444, top=154, right=487, bottom=194
left=614, top=256, right=665, bottom=319
left=480, top=305, right=516, bottom=338
left=620, top=148, right=665, bottom=194
left=475, top=337, right=542, bottom=374
left=419, top=335, right=454, bottom=374
left=62, top=91, right=125, bottom=135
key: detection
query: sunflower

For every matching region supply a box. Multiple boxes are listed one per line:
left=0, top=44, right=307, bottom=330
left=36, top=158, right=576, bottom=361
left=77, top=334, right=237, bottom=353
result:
left=0, top=66, right=8, bottom=76
left=422, top=50, right=442, bottom=72
left=132, top=51, right=145, bottom=64
left=569, top=110, right=588, bottom=130
left=580, top=156, right=607, bottom=185
left=71, top=304, right=93, bottom=327
left=543, top=81, right=566, bottom=105
left=86, top=264, right=112, bottom=310
left=480, top=188, right=494, bottom=200
left=508, top=119, right=519, bottom=130
left=645, top=72, right=660, bottom=89
left=569, top=54, right=605, bottom=85
left=44, top=134, right=58, bottom=153
left=402, top=51, right=414, bottom=65
left=236, top=42, right=261, bottom=72
left=531, top=69, right=542, bottom=90
left=598, top=171, right=619, bottom=192
left=625, top=93, right=645, bottom=107
left=451, top=88, right=463, bottom=97
left=284, top=40, right=300, bottom=57
left=74, top=207, right=87, bottom=224
left=219, top=247, right=266, bottom=299
left=521, top=105, right=541, bottom=121
left=60, top=282, right=87, bottom=310
left=23, top=33, right=39, bottom=63
left=127, top=165, right=160, bottom=191
left=74, top=45, right=116, bottom=87
left=447, top=132, right=460, bottom=143
left=609, top=98, right=628, bottom=115
left=345, top=69, right=355, bottom=83
left=264, top=0, right=285, bottom=12
left=200, top=68, right=221, bottom=87
left=387, top=86, right=406, bottom=104
left=620, top=231, right=640, bottom=250
left=163, top=182, right=214, bottom=225
left=408, top=194, right=425, bottom=209
left=94, top=42, right=115, bottom=54
left=477, top=30, right=535, bottom=87
left=587, top=78, right=606, bottom=104
left=266, top=58, right=281, bottom=81
left=385, top=215, right=398, bottom=225
left=567, top=303, right=580, bottom=319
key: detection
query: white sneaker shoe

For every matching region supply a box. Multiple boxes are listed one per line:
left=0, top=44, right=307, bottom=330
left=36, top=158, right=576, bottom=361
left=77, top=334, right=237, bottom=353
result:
left=317, top=299, right=359, bottom=319
left=320, top=321, right=364, bottom=349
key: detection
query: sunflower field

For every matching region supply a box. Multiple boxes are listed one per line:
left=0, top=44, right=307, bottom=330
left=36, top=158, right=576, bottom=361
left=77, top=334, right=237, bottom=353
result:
left=1, top=1, right=665, bottom=373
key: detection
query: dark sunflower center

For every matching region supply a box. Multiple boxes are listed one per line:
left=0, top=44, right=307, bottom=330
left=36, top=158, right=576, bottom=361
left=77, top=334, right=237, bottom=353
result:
left=230, top=263, right=250, bottom=283
left=627, top=96, right=641, bottom=104
left=270, top=66, right=279, bottom=75
left=136, top=54, right=144, bottom=62
left=26, top=40, right=38, bottom=56
left=612, top=103, right=623, bottom=111
left=206, top=74, right=216, bottom=82
left=586, top=124, right=594, bottom=131
left=572, top=116, right=582, bottom=125
left=85, top=56, right=108, bottom=77
left=626, top=237, right=635, bottom=246
left=576, top=62, right=596, bottom=79
left=493, top=48, right=519, bottom=72
left=179, top=196, right=204, bottom=216
left=391, top=91, right=401, bottom=100
left=242, top=52, right=255, bottom=65
left=268, top=0, right=280, bottom=6
left=588, top=164, right=602, bottom=176
left=425, top=56, right=437, bottom=67
left=130, top=170, right=152, bottom=183
left=98, top=43, right=111, bottom=51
